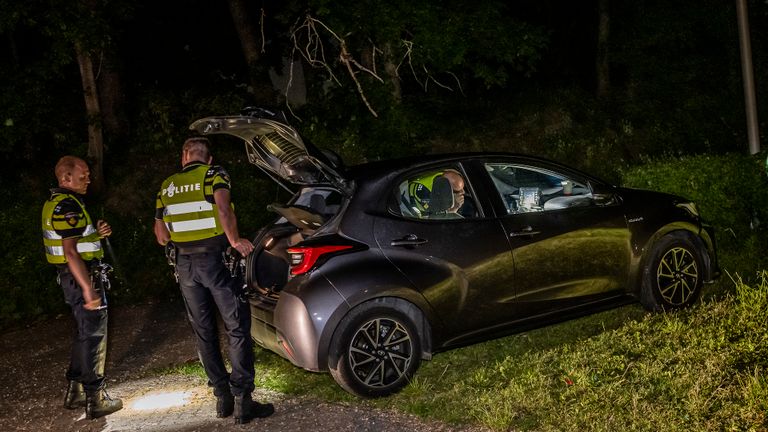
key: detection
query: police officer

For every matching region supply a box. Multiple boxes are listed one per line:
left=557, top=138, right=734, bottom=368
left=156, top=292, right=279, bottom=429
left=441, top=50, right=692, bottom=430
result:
left=441, top=169, right=466, bottom=215
left=153, top=137, right=274, bottom=424
left=41, top=156, right=123, bottom=419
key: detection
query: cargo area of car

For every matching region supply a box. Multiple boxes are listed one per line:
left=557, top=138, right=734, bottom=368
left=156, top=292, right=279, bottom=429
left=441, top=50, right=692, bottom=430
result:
left=245, top=186, right=345, bottom=302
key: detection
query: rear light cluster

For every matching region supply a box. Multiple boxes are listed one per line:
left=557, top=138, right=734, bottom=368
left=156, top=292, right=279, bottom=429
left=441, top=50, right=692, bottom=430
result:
left=287, top=245, right=353, bottom=275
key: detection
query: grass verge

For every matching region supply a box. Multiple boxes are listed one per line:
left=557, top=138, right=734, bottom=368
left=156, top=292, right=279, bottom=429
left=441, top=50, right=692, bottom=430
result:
left=168, top=272, right=767, bottom=431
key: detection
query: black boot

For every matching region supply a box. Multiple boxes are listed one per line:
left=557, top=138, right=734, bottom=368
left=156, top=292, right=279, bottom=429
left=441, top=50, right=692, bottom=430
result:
left=85, top=387, right=123, bottom=419
left=233, top=393, right=274, bottom=424
left=216, top=388, right=234, bottom=418
left=63, top=380, right=86, bottom=409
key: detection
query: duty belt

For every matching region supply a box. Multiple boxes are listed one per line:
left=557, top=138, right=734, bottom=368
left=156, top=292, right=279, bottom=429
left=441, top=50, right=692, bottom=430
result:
left=176, top=245, right=220, bottom=255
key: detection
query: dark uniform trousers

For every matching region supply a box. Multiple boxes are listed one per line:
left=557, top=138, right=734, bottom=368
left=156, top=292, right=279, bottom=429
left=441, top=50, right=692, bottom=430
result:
left=58, top=267, right=108, bottom=392
left=176, top=249, right=255, bottom=397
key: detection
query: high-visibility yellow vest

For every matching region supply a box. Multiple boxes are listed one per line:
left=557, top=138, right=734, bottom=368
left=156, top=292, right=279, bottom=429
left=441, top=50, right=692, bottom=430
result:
left=157, top=164, right=230, bottom=244
left=41, top=192, right=104, bottom=264
left=407, top=171, right=443, bottom=213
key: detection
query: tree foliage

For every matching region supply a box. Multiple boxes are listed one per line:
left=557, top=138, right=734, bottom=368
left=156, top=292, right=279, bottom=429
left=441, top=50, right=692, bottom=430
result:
left=608, top=0, right=745, bottom=155
left=276, top=0, right=549, bottom=161
left=0, top=0, right=133, bottom=175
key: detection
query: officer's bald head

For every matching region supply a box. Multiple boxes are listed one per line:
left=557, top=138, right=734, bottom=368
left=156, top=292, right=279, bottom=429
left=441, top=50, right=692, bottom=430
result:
left=182, top=137, right=211, bottom=164
left=54, top=156, right=87, bottom=184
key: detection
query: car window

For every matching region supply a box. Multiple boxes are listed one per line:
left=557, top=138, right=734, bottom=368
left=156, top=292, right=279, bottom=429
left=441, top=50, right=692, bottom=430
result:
left=484, top=163, right=592, bottom=214
left=396, top=166, right=479, bottom=220
left=291, top=187, right=343, bottom=217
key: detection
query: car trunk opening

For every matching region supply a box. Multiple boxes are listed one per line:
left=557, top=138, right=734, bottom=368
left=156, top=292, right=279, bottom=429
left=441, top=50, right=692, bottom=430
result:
left=246, top=186, right=345, bottom=301
left=189, top=111, right=352, bottom=301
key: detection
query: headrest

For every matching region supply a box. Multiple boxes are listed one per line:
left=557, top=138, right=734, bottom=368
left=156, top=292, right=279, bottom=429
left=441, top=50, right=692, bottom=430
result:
left=428, top=176, right=454, bottom=214
left=309, top=194, right=326, bottom=213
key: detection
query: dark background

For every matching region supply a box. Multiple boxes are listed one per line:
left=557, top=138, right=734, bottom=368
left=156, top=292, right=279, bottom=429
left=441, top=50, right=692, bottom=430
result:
left=1, top=0, right=766, bottom=325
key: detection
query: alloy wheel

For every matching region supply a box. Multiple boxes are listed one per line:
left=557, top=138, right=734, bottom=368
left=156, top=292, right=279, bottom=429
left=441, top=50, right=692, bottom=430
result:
left=347, top=317, right=414, bottom=388
left=656, top=246, right=699, bottom=305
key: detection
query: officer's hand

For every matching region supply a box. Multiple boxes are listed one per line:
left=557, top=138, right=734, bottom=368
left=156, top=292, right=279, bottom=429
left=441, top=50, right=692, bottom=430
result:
left=83, top=286, right=102, bottom=310
left=84, top=297, right=102, bottom=310
left=97, top=220, right=112, bottom=238
left=231, top=238, right=254, bottom=256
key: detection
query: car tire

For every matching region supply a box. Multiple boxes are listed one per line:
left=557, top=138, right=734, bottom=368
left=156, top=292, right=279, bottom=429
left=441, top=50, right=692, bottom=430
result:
left=328, top=300, right=422, bottom=398
left=640, top=231, right=704, bottom=312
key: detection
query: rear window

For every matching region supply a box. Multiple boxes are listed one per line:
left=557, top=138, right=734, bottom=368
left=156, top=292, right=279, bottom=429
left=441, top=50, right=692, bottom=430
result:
left=291, top=187, right=343, bottom=217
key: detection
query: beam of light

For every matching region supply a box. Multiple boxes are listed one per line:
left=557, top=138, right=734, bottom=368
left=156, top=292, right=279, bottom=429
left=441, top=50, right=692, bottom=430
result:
left=130, top=391, right=192, bottom=411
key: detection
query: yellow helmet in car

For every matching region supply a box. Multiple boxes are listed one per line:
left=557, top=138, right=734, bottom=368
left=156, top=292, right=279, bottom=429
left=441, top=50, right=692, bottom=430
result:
left=408, top=171, right=443, bottom=214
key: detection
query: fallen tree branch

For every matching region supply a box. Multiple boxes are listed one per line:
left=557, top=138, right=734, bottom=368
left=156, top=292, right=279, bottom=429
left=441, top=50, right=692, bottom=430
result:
left=289, top=15, right=464, bottom=117
left=291, top=15, right=384, bottom=117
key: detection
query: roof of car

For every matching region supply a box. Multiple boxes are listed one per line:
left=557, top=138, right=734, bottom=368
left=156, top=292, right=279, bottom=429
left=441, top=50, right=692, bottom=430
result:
left=343, top=152, right=593, bottom=182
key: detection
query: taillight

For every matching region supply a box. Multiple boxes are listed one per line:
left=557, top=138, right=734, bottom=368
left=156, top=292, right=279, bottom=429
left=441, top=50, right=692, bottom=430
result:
left=286, top=245, right=353, bottom=275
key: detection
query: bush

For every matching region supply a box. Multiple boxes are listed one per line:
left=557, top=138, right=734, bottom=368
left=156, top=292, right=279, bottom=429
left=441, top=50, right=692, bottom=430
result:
left=0, top=194, right=65, bottom=327
left=620, top=151, right=768, bottom=277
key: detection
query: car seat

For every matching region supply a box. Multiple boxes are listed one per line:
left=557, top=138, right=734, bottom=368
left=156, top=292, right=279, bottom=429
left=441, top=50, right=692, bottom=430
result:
left=406, top=171, right=443, bottom=216
left=309, top=193, right=327, bottom=215
left=425, top=175, right=454, bottom=216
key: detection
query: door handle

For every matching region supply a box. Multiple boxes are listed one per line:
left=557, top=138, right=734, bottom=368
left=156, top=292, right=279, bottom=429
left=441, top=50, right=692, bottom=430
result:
left=391, top=234, right=428, bottom=247
left=510, top=226, right=541, bottom=237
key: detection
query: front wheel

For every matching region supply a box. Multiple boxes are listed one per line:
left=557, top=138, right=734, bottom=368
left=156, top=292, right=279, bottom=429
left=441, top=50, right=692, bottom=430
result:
left=640, top=232, right=704, bottom=312
left=328, top=301, right=422, bottom=398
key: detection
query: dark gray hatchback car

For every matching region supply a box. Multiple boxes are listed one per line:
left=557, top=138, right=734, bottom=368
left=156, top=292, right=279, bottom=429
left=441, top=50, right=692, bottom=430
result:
left=190, top=110, right=719, bottom=398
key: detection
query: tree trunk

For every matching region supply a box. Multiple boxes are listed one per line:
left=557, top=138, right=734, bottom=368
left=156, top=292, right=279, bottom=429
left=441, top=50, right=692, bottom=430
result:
left=596, top=0, right=610, bottom=99
left=98, top=57, right=130, bottom=147
left=269, top=57, right=307, bottom=107
left=383, top=43, right=402, bottom=103
left=228, top=0, right=274, bottom=102
left=228, top=0, right=260, bottom=68
left=75, top=42, right=105, bottom=196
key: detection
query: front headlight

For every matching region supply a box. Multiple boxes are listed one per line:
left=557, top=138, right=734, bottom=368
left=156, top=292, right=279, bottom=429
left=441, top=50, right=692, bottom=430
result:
left=676, top=201, right=700, bottom=218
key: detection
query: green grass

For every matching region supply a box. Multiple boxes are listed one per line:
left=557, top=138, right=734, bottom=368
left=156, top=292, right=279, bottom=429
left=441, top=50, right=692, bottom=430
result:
left=160, top=360, right=209, bottom=380
left=168, top=269, right=767, bottom=431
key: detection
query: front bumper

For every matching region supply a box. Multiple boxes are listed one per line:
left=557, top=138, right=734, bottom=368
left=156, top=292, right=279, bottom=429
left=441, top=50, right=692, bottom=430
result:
left=701, top=222, right=720, bottom=281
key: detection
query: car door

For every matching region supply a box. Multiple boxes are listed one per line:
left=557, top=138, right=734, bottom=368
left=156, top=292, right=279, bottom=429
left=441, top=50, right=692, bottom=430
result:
left=373, top=162, right=517, bottom=344
left=482, top=160, right=631, bottom=318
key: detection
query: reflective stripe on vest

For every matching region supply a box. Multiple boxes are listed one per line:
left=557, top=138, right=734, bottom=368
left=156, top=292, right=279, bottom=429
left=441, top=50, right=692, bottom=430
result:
left=159, top=165, right=226, bottom=243
left=41, top=193, right=103, bottom=264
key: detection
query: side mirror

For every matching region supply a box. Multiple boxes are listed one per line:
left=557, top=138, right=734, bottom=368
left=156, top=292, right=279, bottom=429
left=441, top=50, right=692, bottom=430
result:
left=590, top=182, right=619, bottom=206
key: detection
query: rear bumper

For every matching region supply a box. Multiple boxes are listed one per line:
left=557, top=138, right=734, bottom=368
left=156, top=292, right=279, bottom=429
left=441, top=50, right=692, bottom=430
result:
left=248, top=296, right=286, bottom=360
left=248, top=278, right=348, bottom=372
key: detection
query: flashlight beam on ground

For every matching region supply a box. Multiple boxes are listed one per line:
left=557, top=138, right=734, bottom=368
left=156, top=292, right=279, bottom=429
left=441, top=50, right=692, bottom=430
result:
left=130, top=391, right=192, bottom=411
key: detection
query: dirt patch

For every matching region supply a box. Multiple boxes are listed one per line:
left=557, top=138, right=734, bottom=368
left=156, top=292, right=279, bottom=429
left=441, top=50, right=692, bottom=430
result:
left=0, top=300, right=487, bottom=432
left=0, top=300, right=194, bottom=432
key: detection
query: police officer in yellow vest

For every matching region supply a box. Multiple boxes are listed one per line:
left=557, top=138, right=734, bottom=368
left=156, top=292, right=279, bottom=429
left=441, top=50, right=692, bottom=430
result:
left=41, top=156, right=123, bottom=420
left=153, top=137, right=274, bottom=424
